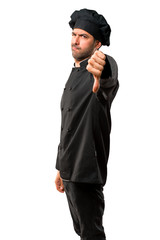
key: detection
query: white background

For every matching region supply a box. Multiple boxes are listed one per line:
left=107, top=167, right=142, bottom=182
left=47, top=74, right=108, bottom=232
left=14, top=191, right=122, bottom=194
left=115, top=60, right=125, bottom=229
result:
left=0, top=0, right=160, bottom=239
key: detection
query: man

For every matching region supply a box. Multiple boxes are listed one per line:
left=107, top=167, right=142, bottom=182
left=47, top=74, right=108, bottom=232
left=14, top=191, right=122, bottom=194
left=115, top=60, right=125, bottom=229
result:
left=55, top=8, right=119, bottom=240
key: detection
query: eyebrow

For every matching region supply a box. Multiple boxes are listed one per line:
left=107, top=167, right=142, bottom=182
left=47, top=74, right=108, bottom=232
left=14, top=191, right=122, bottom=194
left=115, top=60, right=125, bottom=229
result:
left=72, top=32, right=89, bottom=37
left=80, top=34, right=88, bottom=37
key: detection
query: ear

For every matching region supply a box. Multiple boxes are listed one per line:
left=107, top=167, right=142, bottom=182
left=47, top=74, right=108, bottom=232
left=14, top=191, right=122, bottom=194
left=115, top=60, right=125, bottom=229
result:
left=95, top=40, right=102, bottom=50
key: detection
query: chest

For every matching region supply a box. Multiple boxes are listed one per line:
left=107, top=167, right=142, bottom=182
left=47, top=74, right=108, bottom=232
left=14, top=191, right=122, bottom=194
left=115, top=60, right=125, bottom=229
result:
left=61, top=68, right=94, bottom=111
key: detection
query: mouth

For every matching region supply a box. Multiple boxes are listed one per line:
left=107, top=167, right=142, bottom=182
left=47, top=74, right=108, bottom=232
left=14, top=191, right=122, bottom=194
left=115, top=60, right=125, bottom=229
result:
left=72, top=45, right=81, bottom=51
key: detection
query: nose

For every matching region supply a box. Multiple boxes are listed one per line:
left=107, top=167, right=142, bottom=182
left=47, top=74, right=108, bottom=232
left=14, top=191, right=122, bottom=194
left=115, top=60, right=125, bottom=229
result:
left=73, top=35, right=80, bottom=45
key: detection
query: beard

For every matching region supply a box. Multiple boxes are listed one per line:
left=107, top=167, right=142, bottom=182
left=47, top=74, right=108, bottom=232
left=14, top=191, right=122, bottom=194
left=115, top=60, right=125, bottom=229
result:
left=71, top=43, right=96, bottom=61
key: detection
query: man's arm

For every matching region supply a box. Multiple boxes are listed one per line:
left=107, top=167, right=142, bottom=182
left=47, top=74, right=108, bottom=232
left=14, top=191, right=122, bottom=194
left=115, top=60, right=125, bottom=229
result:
left=87, top=51, right=119, bottom=106
left=98, top=55, right=119, bottom=106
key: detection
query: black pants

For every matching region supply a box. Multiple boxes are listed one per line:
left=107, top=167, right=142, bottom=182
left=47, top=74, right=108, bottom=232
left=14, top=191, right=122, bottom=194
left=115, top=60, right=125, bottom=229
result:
left=63, top=181, right=106, bottom=240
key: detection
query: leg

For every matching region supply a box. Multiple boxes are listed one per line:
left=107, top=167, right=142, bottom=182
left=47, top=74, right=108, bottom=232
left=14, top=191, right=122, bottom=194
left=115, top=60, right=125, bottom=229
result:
left=63, top=181, right=106, bottom=240
left=63, top=181, right=81, bottom=236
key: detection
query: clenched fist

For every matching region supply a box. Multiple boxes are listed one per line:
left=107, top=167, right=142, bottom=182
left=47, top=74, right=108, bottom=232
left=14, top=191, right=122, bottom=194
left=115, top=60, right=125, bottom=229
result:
left=55, top=171, right=64, bottom=193
left=86, top=50, right=106, bottom=93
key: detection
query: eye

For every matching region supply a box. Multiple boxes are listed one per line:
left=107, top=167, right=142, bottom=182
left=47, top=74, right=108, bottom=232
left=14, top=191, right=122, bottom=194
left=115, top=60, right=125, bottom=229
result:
left=82, top=35, right=88, bottom=39
left=72, top=32, right=76, bottom=37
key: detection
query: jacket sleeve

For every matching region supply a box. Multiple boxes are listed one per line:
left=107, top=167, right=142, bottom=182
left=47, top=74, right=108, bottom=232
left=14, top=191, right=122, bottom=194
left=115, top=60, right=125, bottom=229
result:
left=96, top=55, right=119, bottom=107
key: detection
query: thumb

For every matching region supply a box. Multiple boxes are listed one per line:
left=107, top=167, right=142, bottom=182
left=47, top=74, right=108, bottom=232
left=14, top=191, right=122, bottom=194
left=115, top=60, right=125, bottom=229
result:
left=92, top=75, right=100, bottom=93
left=60, top=178, right=64, bottom=191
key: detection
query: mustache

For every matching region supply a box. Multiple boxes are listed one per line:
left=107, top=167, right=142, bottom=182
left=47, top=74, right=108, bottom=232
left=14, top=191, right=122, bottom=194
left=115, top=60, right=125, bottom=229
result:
left=72, top=44, right=81, bottom=50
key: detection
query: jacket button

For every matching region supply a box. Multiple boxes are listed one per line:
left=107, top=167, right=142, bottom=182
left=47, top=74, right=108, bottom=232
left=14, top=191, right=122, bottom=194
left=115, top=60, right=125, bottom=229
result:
left=67, top=129, right=71, bottom=133
left=69, top=87, right=72, bottom=91
left=67, top=107, right=71, bottom=111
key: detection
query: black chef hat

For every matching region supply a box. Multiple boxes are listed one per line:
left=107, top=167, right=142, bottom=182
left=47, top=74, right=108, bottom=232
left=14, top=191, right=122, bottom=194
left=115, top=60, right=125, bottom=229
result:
left=69, top=8, right=111, bottom=46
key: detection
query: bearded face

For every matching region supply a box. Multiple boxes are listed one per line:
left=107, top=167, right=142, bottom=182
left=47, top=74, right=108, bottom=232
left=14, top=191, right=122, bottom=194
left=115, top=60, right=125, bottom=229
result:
left=71, top=28, right=98, bottom=62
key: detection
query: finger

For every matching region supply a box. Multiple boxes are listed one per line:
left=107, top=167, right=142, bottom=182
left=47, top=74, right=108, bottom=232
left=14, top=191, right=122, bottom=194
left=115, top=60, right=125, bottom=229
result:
left=60, top=178, right=64, bottom=192
left=57, top=187, right=64, bottom=193
left=91, top=55, right=106, bottom=67
left=55, top=178, right=64, bottom=193
left=88, top=58, right=104, bottom=72
left=58, top=187, right=64, bottom=193
left=86, top=64, right=102, bottom=78
left=92, top=76, right=100, bottom=93
left=93, top=57, right=106, bottom=67
left=95, top=50, right=106, bottom=60
left=56, top=183, right=64, bottom=193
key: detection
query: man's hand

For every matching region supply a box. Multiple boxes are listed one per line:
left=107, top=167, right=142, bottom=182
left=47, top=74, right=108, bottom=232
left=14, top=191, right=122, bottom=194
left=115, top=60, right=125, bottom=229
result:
left=55, top=171, right=64, bottom=193
left=86, top=50, right=106, bottom=93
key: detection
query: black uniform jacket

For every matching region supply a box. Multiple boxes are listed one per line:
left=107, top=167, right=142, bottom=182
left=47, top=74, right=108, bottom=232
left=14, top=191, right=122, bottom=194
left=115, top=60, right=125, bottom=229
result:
left=56, top=55, right=119, bottom=185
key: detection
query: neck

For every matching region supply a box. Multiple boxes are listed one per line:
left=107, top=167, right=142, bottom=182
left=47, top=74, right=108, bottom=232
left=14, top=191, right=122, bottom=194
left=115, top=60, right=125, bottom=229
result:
left=74, top=57, right=89, bottom=67
left=74, top=59, right=80, bottom=67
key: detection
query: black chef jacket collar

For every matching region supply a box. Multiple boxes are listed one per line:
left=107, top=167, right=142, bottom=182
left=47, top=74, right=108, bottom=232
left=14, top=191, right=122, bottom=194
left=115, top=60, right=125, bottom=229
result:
left=74, top=58, right=89, bottom=68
